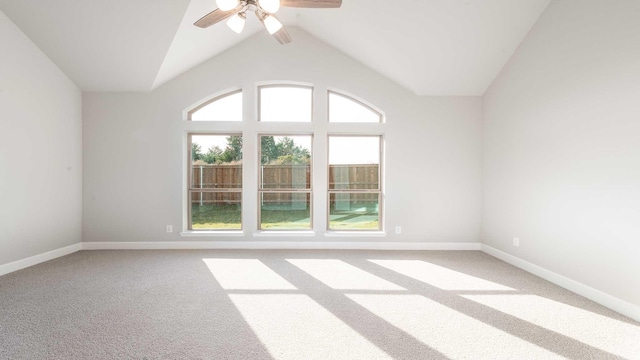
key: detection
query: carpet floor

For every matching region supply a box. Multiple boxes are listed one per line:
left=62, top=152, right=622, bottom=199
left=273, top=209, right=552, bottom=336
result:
left=0, top=250, right=638, bottom=359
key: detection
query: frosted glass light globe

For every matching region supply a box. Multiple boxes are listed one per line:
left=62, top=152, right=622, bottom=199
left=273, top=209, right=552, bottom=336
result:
left=263, top=15, right=282, bottom=34
left=227, top=13, right=246, bottom=33
left=259, top=0, right=280, bottom=13
left=216, top=0, right=239, bottom=11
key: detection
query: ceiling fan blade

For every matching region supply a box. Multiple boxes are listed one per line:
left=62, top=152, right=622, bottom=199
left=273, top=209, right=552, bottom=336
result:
left=194, top=7, right=241, bottom=28
left=280, top=0, right=342, bottom=8
left=273, top=26, right=292, bottom=45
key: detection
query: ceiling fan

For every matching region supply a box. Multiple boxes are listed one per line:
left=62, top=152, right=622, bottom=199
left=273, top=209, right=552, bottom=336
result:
left=194, top=0, right=342, bottom=44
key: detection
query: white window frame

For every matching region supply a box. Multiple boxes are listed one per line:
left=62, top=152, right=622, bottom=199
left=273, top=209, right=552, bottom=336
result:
left=181, top=84, right=386, bottom=236
left=327, top=134, right=383, bottom=231
left=257, top=133, right=314, bottom=231
left=187, top=133, right=243, bottom=231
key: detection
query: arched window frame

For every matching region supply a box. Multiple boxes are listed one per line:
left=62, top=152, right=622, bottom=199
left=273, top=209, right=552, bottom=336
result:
left=327, top=89, right=385, bottom=123
left=182, top=83, right=385, bottom=235
left=186, top=88, right=243, bottom=121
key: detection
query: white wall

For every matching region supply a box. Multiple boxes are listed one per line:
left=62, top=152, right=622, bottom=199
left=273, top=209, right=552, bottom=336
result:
left=83, top=28, right=482, bottom=245
left=0, top=11, right=82, bottom=266
left=483, top=0, right=640, bottom=307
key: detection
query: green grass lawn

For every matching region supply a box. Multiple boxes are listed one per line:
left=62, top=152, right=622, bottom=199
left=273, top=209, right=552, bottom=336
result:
left=329, top=208, right=379, bottom=230
left=329, top=218, right=379, bottom=230
left=192, top=203, right=378, bottom=230
left=260, top=209, right=311, bottom=229
left=191, top=204, right=241, bottom=229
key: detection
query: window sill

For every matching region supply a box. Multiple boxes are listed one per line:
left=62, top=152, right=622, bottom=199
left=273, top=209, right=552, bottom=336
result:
left=179, top=230, right=386, bottom=238
left=324, top=231, right=387, bottom=237
left=180, top=231, right=244, bottom=237
left=252, top=231, right=316, bottom=237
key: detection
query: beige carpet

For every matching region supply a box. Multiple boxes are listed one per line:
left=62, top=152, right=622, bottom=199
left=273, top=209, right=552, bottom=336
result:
left=0, top=250, right=638, bottom=359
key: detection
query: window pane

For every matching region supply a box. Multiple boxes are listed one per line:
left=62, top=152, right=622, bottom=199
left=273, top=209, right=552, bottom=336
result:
left=191, top=135, right=242, bottom=168
left=329, top=92, right=381, bottom=123
left=191, top=164, right=242, bottom=189
left=329, top=193, right=379, bottom=230
left=260, top=86, right=312, bottom=122
left=260, top=135, right=312, bottom=189
left=328, top=136, right=379, bottom=190
left=260, top=192, right=311, bottom=230
left=191, top=192, right=242, bottom=230
left=190, top=134, right=242, bottom=230
left=261, top=164, right=310, bottom=189
left=190, top=91, right=242, bottom=121
left=329, top=164, right=379, bottom=190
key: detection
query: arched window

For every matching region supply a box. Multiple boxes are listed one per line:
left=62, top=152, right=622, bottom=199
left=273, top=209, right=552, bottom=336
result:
left=259, top=85, right=313, bottom=122
left=328, top=90, right=383, bottom=123
left=186, top=89, right=244, bottom=230
left=188, top=90, right=242, bottom=121
left=184, top=84, right=384, bottom=234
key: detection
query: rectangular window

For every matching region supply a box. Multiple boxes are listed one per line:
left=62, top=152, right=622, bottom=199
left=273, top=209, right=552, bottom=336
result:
left=328, top=136, right=382, bottom=230
left=189, top=134, right=242, bottom=230
left=259, top=135, right=312, bottom=230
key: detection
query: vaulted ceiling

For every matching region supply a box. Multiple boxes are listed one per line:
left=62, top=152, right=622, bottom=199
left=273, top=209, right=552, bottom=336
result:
left=0, top=0, right=550, bottom=95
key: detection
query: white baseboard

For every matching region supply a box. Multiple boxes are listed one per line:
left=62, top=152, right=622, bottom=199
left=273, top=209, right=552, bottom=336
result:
left=0, top=243, right=83, bottom=277
left=81, top=241, right=482, bottom=251
left=481, top=244, right=640, bottom=323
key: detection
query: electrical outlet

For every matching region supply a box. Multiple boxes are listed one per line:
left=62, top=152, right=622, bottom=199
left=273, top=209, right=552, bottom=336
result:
left=395, top=226, right=402, bottom=234
left=166, top=225, right=173, bottom=233
left=513, top=237, right=520, bottom=247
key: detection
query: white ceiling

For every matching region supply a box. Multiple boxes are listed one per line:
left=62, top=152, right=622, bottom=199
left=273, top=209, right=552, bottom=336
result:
left=0, top=0, right=550, bottom=95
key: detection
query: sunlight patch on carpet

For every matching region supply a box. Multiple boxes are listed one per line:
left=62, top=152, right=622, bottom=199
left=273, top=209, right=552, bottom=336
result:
left=287, top=259, right=406, bottom=291
left=463, top=294, right=640, bottom=359
left=369, top=259, right=516, bottom=291
left=348, top=294, right=563, bottom=359
left=229, top=294, right=389, bottom=360
left=203, top=258, right=296, bottom=290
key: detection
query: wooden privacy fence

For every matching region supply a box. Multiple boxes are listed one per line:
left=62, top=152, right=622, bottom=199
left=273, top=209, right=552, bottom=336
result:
left=191, top=165, right=242, bottom=205
left=191, top=164, right=379, bottom=205
left=328, top=164, right=379, bottom=190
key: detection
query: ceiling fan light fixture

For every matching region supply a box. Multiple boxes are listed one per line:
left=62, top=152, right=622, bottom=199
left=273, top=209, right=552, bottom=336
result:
left=195, top=0, right=343, bottom=44
left=263, top=14, right=282, bottom=34
left=259, top=0, right=280, bottom=13
left=226, top=12, right=246, bottom=33
left=216, top=0, right=239, bottom=11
